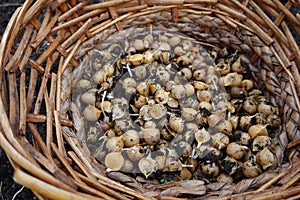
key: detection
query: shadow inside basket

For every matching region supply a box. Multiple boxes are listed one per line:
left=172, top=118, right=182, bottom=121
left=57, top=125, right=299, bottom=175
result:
left=60, top=25, right=289, bottom=197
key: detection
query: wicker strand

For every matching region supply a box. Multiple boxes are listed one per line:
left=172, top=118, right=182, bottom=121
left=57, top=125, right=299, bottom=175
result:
left=1, top=0, right=300, bottom=199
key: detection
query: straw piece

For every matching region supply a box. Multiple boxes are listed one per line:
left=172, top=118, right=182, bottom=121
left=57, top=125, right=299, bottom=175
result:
left=44, top=90, right=53, bottom=154
left=117, top=4, right=148, bottom=13
left=31, top=11, right=61, bottom=49
left=172, top=7, right=179, bottom=23
left=146, top=0, right=183, bottom=5
left=161, top=196, right=187, bottom=200
left=0, top=129, right=75, bottom=193
left=25, top=68, right=37, bottom=113
left=36, top=29, right=68, bottom=66
left=61, top=19, right=93, bottom=49
left=243, top=18, right=273, bottom=45
left=91, top=12, right=133, bottom=36
left=26, top=113, right=73, bottom=126
left=13, top=168, right=100, bottom=200
left=33, top=58, right=52, bottom=114
left=287, top=138, right=300, bottom=149
left=216, top=3, right=246, bottom=20
left=270, top=46, right=294, bottom=83
left=18, top=30, right=37, bottom=72
left=109, top=7, right=123, bottom=31
left=272, top=0, right=300, bottom=27
left=51, top=143, right=83, bottom=183
left=288, top=78, right=300, bottom=116
left=8, top=73, right=19, bottom=134
left=230, top=0, right=266, bottom=27
left=49, top=73, right=57, bottom=110
left=5, top=24, right=33, bottom=72
left=75, top=173, right=132, bottom=200
left=75, top=181, right=117, bottom=200
left=37, top=7, right=51, bottom=42
left=184, top=0, right=217, bottom=3
left=22, top=0, right=51, bottom=28
left=279, top=172, right=300, bottom=191
left=281, top=22, right=300, bottom=71
left=54, top=110, right=66, bottom=157
left=20, top=138, right=77, bottom=189
left=27, top=123, right=53, bottom=162
left=19, top=72, right=26, bottom=136
left=272, top=39, right=291, bottom=70
left=189, top=4, right=228, bottom=15
left=179, top=8, right=212, bottom=15
left=68, top=151, right=97, bottom=181
left=52, top=9, right=106, bottom=33
left=62, top=39, right=82, bottom=72
left=84, top=0, right=132, bottom=11
left=0, top=7, right=20, bottom=69
left=58, top=2, right=86, bottom=22
left=56, top=56, right=63, bottom=112
left=215, top=13, right=237, bottom=29
left=249, top=1, right=288, bottom=45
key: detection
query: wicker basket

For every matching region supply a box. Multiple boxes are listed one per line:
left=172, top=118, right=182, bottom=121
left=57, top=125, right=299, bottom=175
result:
left=1, top=0, right=300, bottom=199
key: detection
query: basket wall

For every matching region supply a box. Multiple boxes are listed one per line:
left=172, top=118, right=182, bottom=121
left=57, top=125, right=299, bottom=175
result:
left=1, top=0, right=300, bottom=199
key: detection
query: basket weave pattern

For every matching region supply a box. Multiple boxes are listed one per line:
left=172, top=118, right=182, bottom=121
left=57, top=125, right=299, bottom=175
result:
left=1, top=0, right=300, bottom=199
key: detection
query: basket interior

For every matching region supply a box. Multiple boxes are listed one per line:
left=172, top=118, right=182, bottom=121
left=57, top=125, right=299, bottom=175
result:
left=1, top=0, right=300, bottom=199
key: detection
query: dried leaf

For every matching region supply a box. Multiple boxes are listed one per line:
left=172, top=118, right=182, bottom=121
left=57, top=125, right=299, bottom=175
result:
left=178, top=180, right=205, bottom=189
left=72, top=56, right=89, bottom=87
left=70, top=102, right=85, bottom=141
left=107, top=172, right=146, bottom=193
left=206, top=183, right=231, bottom=192
left=161, top=185, right=206, bottom=196
left=143, top=191, right=160, bottom=198
left=278, top=162, right=300, bottom=185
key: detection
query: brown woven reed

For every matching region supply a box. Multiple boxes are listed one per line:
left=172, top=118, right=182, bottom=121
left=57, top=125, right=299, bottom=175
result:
left=1, top=0, right=300, bottom=199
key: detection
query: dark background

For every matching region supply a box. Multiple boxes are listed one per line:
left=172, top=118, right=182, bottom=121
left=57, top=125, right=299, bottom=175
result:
left=0, top=1, right=36, bottom=199
left=0, top=0, right=294, bottom=200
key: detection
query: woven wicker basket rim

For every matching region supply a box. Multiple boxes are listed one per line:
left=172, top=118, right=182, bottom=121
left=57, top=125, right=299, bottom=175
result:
left=1, top=0, right=300, bottom=199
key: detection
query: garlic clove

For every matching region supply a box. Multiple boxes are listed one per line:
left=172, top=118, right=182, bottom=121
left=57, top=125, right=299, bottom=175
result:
left=138, top=155, right=157, bottom=178
left=252, top=135, right=272, bottom=152
left=150, top=103, right=167, bottom=119
left=195, top=128, right=211, bottom=148
left=168, top=116, right=185, bottom=133
left=223, top=72, right=243, bottom=87
left=200, top=162, right=219, bottom=178
left=106, top=136, right=124, bottom=152
left=197, top=90, right=211, bottom=102
left=207, top=114, right=222, bottom=127
left=105, top=152, right=125, bottom=171
left=242, top=156, right=262, bottom=178
left=120, top=159, right=135, bottom=173
left=142, top=128, right=161, bottom=145
left=181, top=107, right=198, bottom=122
left=83, top=105, right=101, bottom=121
left=180, top=168, right=192, bottom=180
left=129, top=54, right=144, bottom=66
left=212, top=132, right=229, bottom=150
left=217, top=173, right=233, bottom=184
left=122, top=130, right=140, bottom=147
left=256, top=147, right=275, bottom=170
left=248, top=124, right=268, bottom=139
left=194, top=81, right=209, bottom=90
left=226, top=142, right=246, bottom=160
left=171, top=84, right=186, bottom=100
